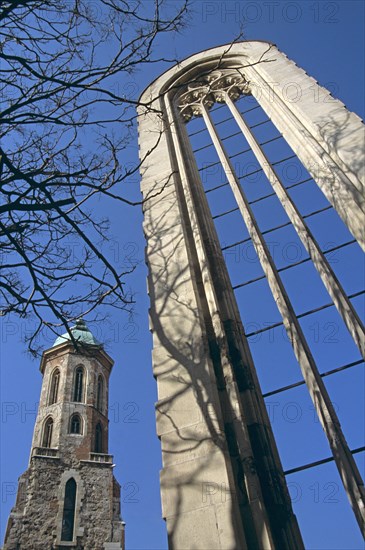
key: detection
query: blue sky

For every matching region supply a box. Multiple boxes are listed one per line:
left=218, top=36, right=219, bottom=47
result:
left=1, top=1, right=364, bottom=549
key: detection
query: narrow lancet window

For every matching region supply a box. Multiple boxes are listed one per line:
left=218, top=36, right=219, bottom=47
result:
left=48, top=368, right=60, bottom=405
left=96, top=375, right=103, bottom=412
left=73, top=366, right=84, bottom=402
left=61, top=478, right=77, bottom=541
left=94, top=423, right=103, bottom=453
left=42, top=417, right=53, bottom=448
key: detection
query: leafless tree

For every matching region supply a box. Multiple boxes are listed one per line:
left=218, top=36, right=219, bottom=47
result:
left=0, top=0, right=189, bottom=353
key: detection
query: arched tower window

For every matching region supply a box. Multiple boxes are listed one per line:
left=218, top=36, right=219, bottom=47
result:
left=96, top=375, right=103, bottom=412
left=42, top=417, right=53, bottom=448
left=48, top=368, right=60, bottom=405
left=73, top=366, right=84, bottom=402
left=69, top=414, right=82, bottom=435
left=61, top=478, right=77, bottom=542
left=94, top=423, right=103, bottom=453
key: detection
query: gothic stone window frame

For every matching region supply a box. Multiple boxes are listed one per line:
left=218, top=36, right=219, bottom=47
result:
left=48, top=367, right=60, bottom=405
left=137, top=41, right=365, bottom=541
left=94, top=422, right=103, bottom=453
left=69, top=413, right=83, bottom=435
left=61, top=477, right=77, bottom=542
left=96, top=373, right=104, bottom=413
left=72, top=365, right=85, bottom=403
left=42, top=416, right=54, bottom=448
left=55, top=470, right=85, bottom=546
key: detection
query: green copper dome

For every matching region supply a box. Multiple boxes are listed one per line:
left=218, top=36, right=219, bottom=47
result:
left=53, top=319, right=102, bottom=347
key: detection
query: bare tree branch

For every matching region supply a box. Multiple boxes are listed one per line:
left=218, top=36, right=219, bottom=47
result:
left=0, top=0, right=190, bottom=354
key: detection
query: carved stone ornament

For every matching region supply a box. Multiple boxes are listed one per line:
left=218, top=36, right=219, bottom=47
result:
left=177, top=70, right=250, bottom=121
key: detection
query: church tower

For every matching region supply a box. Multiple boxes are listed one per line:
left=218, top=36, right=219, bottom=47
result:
left=3, top=319, right=125, bottom=550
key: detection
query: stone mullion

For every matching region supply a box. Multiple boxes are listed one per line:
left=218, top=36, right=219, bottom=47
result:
left=140, top=88, right=254, bottom=549
left=174, top=94, right=307, bottom=549
left=242, top=65, right=365, bottom=250
left=200, top=102, right=365, bottom=537
left=138, top=42, right=365, bottom=547
left=165, top=90, right=257, bottom=549
left=225, top=93, right=365, bottom=359
left=169, top=91, right=290, bottom=550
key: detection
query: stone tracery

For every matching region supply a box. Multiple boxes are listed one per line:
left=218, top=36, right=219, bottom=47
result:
left=138, top=42, right=365, bottom=548
left=177, top=69, right=250, bottom=120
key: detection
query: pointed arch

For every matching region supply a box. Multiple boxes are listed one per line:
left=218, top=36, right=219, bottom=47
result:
left=138, top=41, right=365, bottom=544
left=69, top=413, right=82, bottom=435
left=61, top=477, right=77, bottom=541
left=73, top=365, right=84, bottom=402
left=55, top=469, right=85, bottom=546
left=42, top=416, right=53, bottom=448
left=48, top=368, right=60, bottom=405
